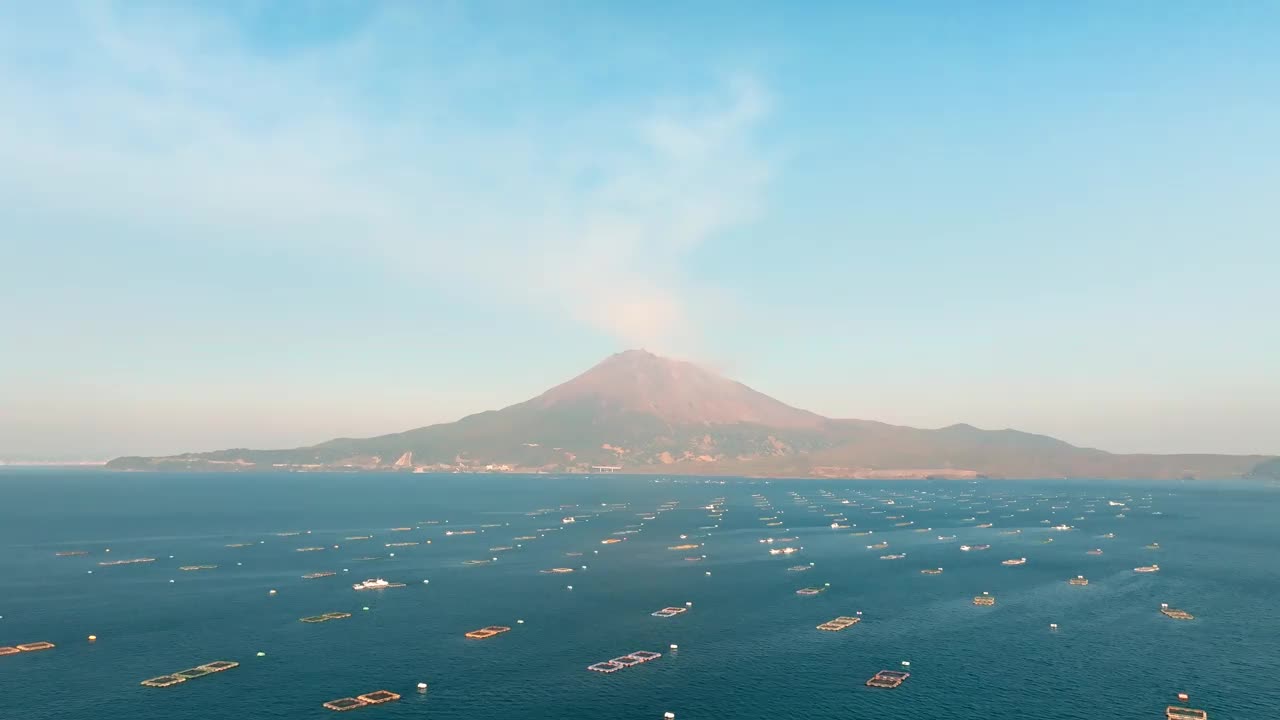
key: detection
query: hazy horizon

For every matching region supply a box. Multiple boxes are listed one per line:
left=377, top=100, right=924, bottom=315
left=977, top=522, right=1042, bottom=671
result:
left=3, top=2, right=1278, bottom=460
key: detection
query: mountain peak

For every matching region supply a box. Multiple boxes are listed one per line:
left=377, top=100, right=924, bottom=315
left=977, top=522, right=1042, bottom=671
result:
left=529, top=350, right=827, bottom=429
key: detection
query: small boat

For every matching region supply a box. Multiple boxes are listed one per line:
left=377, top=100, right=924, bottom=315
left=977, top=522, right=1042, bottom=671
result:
left=1134, top=565, right=1160, bottom=573
left=561, top=516, right=576, bottom=524
left=1001, top=557, right=1027, bottom=566
left=1086, top=548, right=1104, bottom=555
left=1049, top=524, right=1073, bottom=531
left=353, top=578, right=391, bottom=590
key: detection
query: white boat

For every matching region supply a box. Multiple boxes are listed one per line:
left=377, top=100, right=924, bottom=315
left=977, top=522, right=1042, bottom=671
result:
left=1050, top=524, right=1073, bottom=531
left=1134, top=564, right=1160, bottom=573
left=561, top=516, right=576, bottom=524
left=353, top=578, right=391, bottom=591
left=1002, top=557, right=1027, bottom=566
left=960, top=545, right=972, bottom=551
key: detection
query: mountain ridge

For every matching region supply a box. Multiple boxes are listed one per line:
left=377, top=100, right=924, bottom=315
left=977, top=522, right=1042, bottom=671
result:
left=106, top=349, right=1274, bottom=479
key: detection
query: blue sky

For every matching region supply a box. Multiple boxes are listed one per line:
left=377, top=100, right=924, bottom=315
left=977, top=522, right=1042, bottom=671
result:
left=2, top=1, right=1277, bottom=459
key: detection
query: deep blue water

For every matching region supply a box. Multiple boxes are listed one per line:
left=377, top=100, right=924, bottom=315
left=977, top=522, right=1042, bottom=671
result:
left=1, top=471, right=1277, bottom=719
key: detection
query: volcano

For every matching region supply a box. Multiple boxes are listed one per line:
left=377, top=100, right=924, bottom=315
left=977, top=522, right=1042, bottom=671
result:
left=107, top=349, right=1271, bottom=479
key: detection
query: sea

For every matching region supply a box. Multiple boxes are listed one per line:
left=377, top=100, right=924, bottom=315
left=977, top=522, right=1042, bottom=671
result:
left=1, top=470, right=1277, bottom=720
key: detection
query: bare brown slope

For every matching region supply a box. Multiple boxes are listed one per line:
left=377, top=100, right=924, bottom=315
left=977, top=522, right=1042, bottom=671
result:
left=528, top=349, right=827, bottom=429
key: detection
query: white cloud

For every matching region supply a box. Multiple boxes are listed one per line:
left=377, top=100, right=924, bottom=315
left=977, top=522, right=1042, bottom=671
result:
left=0, top=2, right=772, bottom=353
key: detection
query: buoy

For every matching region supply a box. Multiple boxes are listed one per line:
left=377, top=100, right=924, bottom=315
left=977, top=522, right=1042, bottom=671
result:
left=105, top=548, right=111, bottom=552
left=664, top=713, right=676, bottom=719
left=362, top=606, right=370, bottom=611
left=389, top=553, right=395, bottom=557
left=423, top=579, right=429, bottom=584
left=417, top=682, right=429, bottom=691
left=1161, top=602, right=1169, bottom=609
left=567, top=585, right=573, bottom=590
left=256, top=651, right=266, bottom=657
left=88, top=635, right=97, bottom=642
left=685, top=601, right=693, bottom=606
left=269, top=589, right=277, bottom=595
left=670, top=643, right=678, bottom=650
left=1177, top=692, right=1189, bottom=702
left=1050, top=623, right=1058, bottom=630
left=517, top=619, right=524, bottom=624
left=705, top=571, right=711, bottom=576
left=169, top=579, right=175, bottom=583
left=901, top=661, right=910, bottom=667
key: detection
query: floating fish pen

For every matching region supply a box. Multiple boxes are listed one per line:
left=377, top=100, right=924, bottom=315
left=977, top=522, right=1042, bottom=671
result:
left=303, top=572, right=337, bottom=579
left=55, top=550, right=89, bottom=557
left=225, top=543, right=254, bottom=548
left=867, top=542, right=889, bottom=550
left=322, top=690, right=401, bottom=712
left=1166, top=707, right=1207, bottom=720
left=464, top=625, right=512, bottom=639
left=865, top=670, right=910, bottom=688
left=390, top=527, right=413, bottom=532
left=1146, top=543, right=1161, bottom=550
left=345, top=536, right=372, bottom=541
left=977, top=523, right=993, bottom=528
left=565, top=552, right=584, bottom=557
left=98, top=558, right=155, bottom=566
left=445, top=530, right=477, bottom=536
left=587, top=650, right=661, bottom=673
left=1161, top=607, right=1195, bottom=621
left=140, top=660, right=238, bottom=687
left=1, top=642, right=55, bottom=656
left=789, top=565, right=812, bottom=572
left=296, top=547, right=327, bottom=552
left=490, top=546, right=514, bottom=552
left=384, top=542, right=418, bottom=547
left=1134, top=565, right=1160, bottom=573
left=921, top=568, right=943, bottom=575
left=973, top=593, right=996, bottom=606
left=462, top=560, right=492, bottom=566
left=301, top=612, right=353, bottom=624
left=796, top=587, right=828, bottom=596
left=1001, top=558, right=1028, bottom=566
left=817, top=616, right=861, bottom=631
left=514, top=536, right=538, bottom=541
left=684, top=556, right=703, bottom=562
left=275, top=532, right=303, bottom=537
left=179, top=565, right=217, bottom=571
left=668, top=544, right=701, bottom=550
left=1087, top=549, right=1104, bottom=555
left=880, top=553, right=907, bottom=560
left=651, top=607, right=689, bottom=618
left=1068, top=576, right=1089, bottom=586
left=540, top=568, right=575, bottom=574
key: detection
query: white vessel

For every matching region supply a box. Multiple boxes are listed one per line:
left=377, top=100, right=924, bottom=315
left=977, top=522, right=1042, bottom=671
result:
left=561, top=516, right=576, bottom=524
left=353, top=578, right=391, bottom=591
